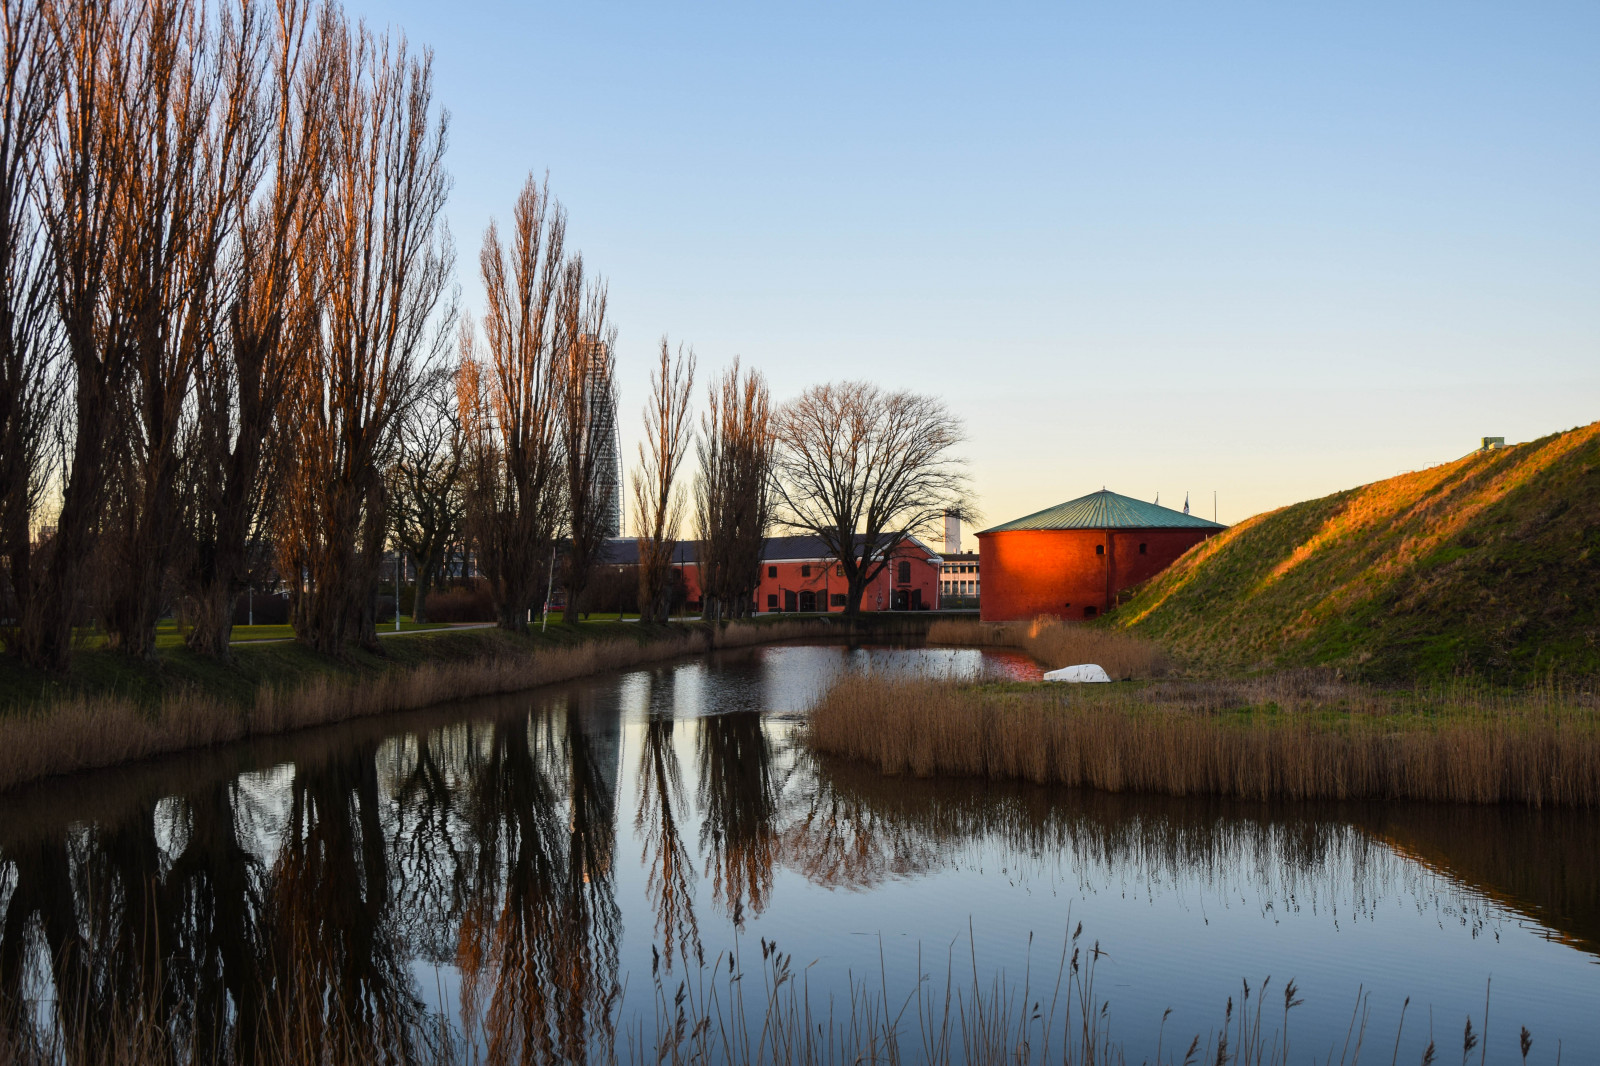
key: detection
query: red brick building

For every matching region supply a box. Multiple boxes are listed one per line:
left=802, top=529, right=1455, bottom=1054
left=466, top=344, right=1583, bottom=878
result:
left=603, top=534, right=943, bottom=613
left=976, top=490, right=1224, bottom=622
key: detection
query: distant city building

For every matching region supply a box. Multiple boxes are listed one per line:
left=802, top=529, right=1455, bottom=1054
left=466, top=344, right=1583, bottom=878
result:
left=976, top=489, right=1224, bottom=622
left=579, top=334, right=623, bottom=537
left=937, top=513, right=979, bottom=607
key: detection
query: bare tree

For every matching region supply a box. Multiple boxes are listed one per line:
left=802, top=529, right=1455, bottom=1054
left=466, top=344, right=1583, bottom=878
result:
left=183, top=0, right=327, bottom=658
left=695, top=360, right=772, bottom=621
left=631, top=337, right=694, bottom=624
left=388, top=365, right=464, bottom=624
left=771, top=383, right=969, bottom=616
left=460, top=174, right=573, bottom=633
left=0, top=0, right=64, bottom=652
left=20, top=0, right=139, bottom=671
left=557, top=289, right=617, bottom=625
left=276, top=13, right=452, bottom=655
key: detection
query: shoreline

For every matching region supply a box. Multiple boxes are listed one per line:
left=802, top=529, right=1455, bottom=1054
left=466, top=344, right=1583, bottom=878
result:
left=0, top=614, right=942, bottom=794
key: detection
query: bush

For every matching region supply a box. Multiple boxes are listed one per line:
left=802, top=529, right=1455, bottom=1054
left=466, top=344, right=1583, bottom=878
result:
left=422, top=580, right=496, bottom=623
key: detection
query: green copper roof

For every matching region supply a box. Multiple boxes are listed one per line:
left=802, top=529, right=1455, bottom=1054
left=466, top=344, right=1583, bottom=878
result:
left=980, top=490, right=1226, bottom=533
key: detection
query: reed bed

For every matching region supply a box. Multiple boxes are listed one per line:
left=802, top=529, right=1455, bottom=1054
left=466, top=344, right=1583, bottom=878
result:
left=0, top=621, right=824, bottom=794
left=805, top=673, right=1600, bottom=807
left=926, top=618, right=1171, bottom=679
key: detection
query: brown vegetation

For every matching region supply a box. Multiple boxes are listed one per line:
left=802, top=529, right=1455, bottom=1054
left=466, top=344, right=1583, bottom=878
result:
left=694, top=359, right=774, bottom=620
left=460, top=174, right=574, bottom=633
left=926, top=617, right=1171, bottom=679
left=632, top=337, right=695, bottom=623
left=806, top=672, right=1600, bottom=806
left=0, top=620, right=825, bottom=794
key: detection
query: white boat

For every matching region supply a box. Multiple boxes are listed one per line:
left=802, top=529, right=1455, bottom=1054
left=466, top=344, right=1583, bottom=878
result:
left=1043, top=664, right=1112, bottom=683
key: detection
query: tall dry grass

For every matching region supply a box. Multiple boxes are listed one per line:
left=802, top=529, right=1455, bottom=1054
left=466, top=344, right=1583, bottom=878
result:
left=4, top=924, right=1520, bottom=1066
left=926, top=618, right=1170, bottom=679
left=806, top=673, right=1600, bottom=807
left=0, top=621, right=824, bottom=794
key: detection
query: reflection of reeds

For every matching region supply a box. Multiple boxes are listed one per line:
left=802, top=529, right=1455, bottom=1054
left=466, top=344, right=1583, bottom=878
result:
left=806, top=674, right=1600, bottom=806
left=0, top=620, right=826, bottom=793
left=927, top=618, right=1170, bottom=679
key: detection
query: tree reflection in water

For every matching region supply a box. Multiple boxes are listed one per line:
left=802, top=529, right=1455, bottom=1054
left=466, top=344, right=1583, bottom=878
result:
left=455, top=698, right=621, bottom=1065
left=696, top=712, right=780, bottom=925
left=1, top=658, right=1597, bottom=1064
left=634, top=673, right=700, bottom=971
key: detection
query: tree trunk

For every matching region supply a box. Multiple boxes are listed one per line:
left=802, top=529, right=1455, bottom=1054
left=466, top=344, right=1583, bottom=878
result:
left=185, top=574, right=236, bottom=660
left=413, top=568, right=433, bottom=624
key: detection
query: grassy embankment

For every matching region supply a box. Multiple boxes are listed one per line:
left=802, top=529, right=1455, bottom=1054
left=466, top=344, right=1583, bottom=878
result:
left=806, top=618, right=1600, bottom=806
left=0, top=613, right=931, bottom=794
left=1118, top=419, right=1600, bottom=682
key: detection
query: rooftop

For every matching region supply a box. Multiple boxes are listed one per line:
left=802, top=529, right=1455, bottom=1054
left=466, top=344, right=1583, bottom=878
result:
left=979, top=490, right=1226, bottom=533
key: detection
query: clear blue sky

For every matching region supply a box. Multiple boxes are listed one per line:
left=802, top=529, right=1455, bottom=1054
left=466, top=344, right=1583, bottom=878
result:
left=367, top=1, right=1599, bottom=530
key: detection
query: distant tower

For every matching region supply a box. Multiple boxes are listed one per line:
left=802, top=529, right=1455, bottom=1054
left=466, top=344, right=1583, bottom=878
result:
left=943, top=511, right=961, bottom=555
left=580, top=334, right=623, bottom=538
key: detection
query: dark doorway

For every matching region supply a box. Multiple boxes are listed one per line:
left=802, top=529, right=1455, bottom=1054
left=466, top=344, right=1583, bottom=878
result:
left=783, top=590, right=797, bottom=612
left=893, top=589, right=910, bottom=611
left=799, top=590, right=817, bottom=612
left=1084, top=605, right=1098, bottom=619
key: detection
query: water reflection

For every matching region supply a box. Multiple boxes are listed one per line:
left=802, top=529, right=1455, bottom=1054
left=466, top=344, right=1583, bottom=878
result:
left=0, top=643, right=1595, bottom=1063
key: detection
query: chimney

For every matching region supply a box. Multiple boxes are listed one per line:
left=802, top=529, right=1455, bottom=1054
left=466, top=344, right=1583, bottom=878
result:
left=943, top=511, right=961, bottom=555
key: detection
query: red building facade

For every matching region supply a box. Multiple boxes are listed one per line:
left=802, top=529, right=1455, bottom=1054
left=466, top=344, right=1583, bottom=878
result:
left=606, top=534, right=943, bottom=613
left=977, top=490, right=1223, bottom=622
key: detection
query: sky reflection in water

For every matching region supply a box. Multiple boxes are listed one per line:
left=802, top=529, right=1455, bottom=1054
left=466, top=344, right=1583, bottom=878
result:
left=0, top=644, right=1595, bottom=1062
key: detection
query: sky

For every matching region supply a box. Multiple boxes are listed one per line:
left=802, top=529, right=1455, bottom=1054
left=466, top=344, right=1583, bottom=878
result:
left=363, top=1, right=1599, bottom=532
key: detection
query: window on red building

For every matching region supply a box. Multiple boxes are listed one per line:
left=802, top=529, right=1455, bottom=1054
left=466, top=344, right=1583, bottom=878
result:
left=801, top=564, right=811, bottom=577
left=768, top=565, right=777, bottom=578
left=897, top=561, right=911, bottom=584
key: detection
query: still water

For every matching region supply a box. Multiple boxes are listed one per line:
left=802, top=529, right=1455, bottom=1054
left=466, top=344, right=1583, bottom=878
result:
left=1, top=644, right=1597, bottom=1062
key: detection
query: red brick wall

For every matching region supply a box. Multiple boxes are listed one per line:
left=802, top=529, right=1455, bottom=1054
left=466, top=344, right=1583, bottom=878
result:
left=976, top=527, right=1215, bottom=622
left=678, top=542, right=941, bottom=613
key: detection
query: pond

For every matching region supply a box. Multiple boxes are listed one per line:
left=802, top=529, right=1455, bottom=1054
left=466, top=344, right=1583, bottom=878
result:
left=0, top=643, right=1596, bottom=1063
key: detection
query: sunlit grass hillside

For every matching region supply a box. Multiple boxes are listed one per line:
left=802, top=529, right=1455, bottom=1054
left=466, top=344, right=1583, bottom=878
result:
left=1117, top=421, right=1600, bottom=682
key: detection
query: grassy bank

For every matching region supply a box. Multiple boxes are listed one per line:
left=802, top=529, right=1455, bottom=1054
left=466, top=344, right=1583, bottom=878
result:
left=806, top=671, right=1600, bottom=806
left=1116, top=419, right=1600, bottom=681
left=0, top=613, right=938, bottom=793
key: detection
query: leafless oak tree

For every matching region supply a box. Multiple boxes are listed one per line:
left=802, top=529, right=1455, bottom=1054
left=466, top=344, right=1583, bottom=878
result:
left=388, top=365, right=465, bottom=624
left=695, top=360, right=772, bottom=621
left=275, top=13, right=453, bottom=655
left=460, top=175, right=573, bottom=632
left=0, top=0, right=64, bottom=653
left=631, top=337, right=694, bottom=624
left=183, top=0, right=327, bottom=658
left=772, top=383, right=970, bottom=616
left=557, top=291, right=618, bottom=625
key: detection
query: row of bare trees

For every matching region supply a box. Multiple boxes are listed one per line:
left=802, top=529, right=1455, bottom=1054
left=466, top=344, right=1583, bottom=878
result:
left=0, top=0, right=459, bottom=667
left=0, top=0, right=970, bottom=675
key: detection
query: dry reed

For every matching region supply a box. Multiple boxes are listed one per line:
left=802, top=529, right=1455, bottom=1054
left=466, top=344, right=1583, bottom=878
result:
left=926, top=618, right=1171, bottom=679
left=0, top=621, right=825, bottom=794
left=805, top=673, right=1600, bottom=807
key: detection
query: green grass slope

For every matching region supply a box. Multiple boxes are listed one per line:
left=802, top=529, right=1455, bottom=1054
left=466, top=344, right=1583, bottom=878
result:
left=1116, top=421, right=1600, bottom=682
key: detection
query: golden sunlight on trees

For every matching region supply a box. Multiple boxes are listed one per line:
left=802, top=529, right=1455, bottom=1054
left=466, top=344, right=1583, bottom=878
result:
left=772, top=383, right=971, bottom=617
left=694, top=360, right=774, bottom=621
left=459, top=174, right=572, bottom=633
left=631, top=338, right=694, bottom=624
left=274, top=8, right=453, bottom=655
